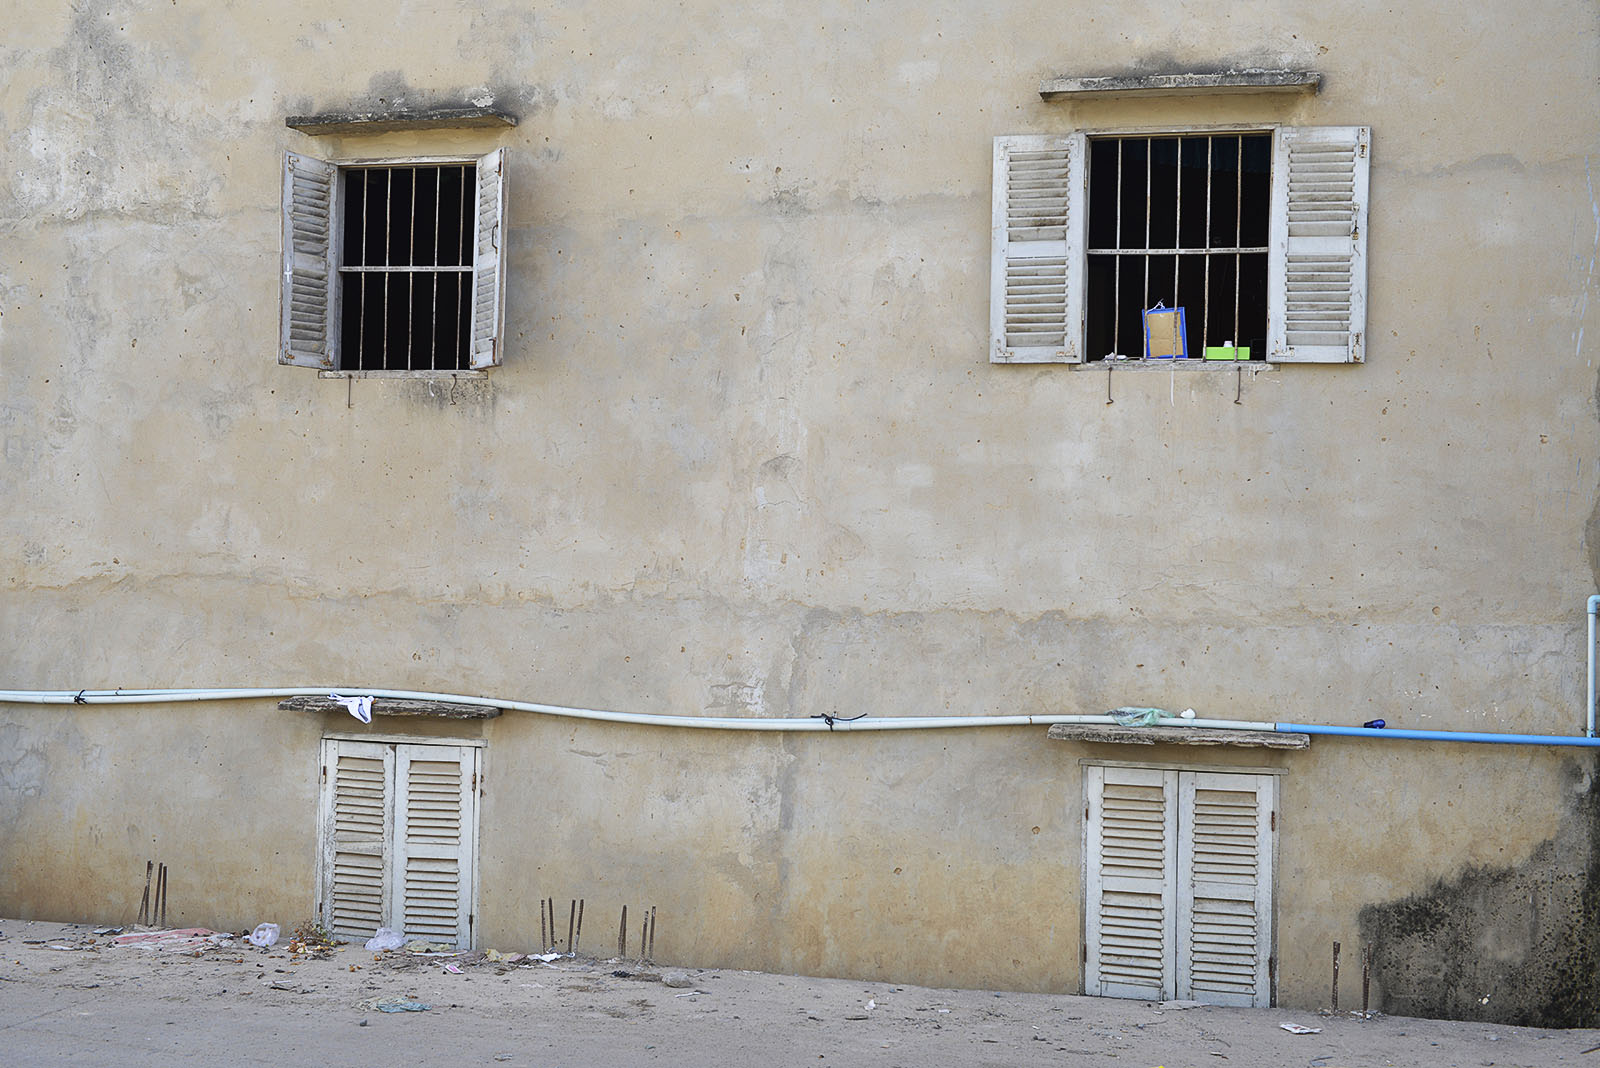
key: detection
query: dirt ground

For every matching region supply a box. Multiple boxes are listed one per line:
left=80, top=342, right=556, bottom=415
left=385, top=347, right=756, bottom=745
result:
left=2, top=919, right=1598, bottom=1067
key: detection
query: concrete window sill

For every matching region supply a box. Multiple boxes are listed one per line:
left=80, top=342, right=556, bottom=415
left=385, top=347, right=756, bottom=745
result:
left=1039, top=71, right=1322, bottom=101
left=279, top=696, right=502, bottom=720
left=1047, top=723, right=1309, bottom=749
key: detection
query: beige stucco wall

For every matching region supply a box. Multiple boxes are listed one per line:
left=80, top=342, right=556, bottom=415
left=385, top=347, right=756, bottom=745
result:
left=3, top=0, right=1599, bottom=1018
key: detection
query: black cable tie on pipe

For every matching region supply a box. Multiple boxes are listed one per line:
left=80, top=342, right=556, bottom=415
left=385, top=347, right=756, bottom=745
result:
left=810, top=711, right=867, bottom=730
left=73, top=690, right=87, bottom=704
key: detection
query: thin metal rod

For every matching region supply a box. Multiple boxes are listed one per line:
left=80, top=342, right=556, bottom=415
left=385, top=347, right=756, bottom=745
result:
left=575, top=899, right=584, bottom=954
left=1112, top=140, right=1122, bottom=356
left=648, top=906, right=656, bottom=960
left=431, top=167, right=442, bottom=370
left=1202, top=135, right=1212, bottom=347
left=1233, top=137, right=1243, bottom=344
left=139, top=860, right=153, bottom=925
left=1362, top=944, right=1371, bottom=1013
left=619, top=905, right=628, bottom=958
left=540, top=897, right=547, bottom=952
left=567, top=900, right=575, bottom=954
left=1331, top=941, right=1340, bottom=1013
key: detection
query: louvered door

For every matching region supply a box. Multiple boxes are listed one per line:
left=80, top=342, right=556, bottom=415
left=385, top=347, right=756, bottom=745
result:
left=319, top=740, right=393, bottom=941
left=1085, top=766, right=1276, bottom=1007
left=1178, top=773, right=1275, bottom=1007
left=1267, top=126, right=1370, bottom=363
left=990, top=134, right=1085, bottom=363
left=394, top=745, right=478, bottom=947
left=317, top=739, right=480, bottom=950
left=1084, top=766, right=1178, bottom=999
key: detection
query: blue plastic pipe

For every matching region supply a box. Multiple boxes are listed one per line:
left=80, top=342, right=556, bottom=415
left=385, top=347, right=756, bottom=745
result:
left=1276, top=722, right=1600, bottom=748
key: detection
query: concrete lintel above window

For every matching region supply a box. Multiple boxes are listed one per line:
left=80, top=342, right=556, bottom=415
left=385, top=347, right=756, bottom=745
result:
left=1039, top=71, right=1321, bottom=101
left=286, top=105, right=518, bottom=136
left=279, top=695, right=502, bottom=720
left=1047, top=723, right=1309, bottom=749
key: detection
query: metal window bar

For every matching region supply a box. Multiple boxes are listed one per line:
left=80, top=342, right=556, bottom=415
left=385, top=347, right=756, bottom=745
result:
left=338, top=165, right=474, bottom=371
left=1088, top=134, right=1269, bottom=359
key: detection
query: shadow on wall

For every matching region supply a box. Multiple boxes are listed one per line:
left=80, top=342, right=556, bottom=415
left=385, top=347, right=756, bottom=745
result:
left=1359, top=757, right=1600, bottom=1027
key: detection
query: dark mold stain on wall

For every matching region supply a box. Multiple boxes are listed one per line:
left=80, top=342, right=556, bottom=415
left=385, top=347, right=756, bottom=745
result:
left=1359, top=758, right=1600, bottom=1027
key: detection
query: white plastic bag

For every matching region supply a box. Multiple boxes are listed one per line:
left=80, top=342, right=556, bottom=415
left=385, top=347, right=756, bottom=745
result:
left=365, top=926, right=405, bottom=952
left=247, top=922, right=280, bottom=948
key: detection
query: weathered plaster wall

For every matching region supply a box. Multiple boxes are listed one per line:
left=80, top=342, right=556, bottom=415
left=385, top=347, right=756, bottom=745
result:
left=3, top=0, right=1599, bottom=1018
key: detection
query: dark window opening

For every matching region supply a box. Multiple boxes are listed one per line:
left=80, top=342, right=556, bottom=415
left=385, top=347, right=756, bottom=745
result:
left=338, top=164, right=476, bottom=371
left=1085, top=133, right=1271, bottom=361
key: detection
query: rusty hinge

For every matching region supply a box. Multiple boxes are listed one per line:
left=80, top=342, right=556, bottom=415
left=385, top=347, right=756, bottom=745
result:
left=1081, top=942, right=1088, bottom=966
left=1270, top=811, right=1276, bottom=832
left=1085, top=805, right=1090, bottom=822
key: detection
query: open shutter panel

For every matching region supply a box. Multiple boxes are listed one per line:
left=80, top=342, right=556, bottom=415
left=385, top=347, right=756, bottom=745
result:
left=280, top=153, right=339, bottom=368
left=319, top=740, right=393, bottom=941
left=1084, top=766, right=1178, bottom=999
left=1268, top=126, right=1370, bottom=363
left=990, top=134, right=1085, bottom=363
left=469, top=148, right=507, bottom=370
left=394, top=744, right=478, bottom=949
left=1177, top=772, right=1276, bottom=1008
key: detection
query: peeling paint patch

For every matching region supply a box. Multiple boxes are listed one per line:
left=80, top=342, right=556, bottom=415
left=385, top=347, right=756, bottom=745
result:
left=1359, top=759, right=1600, bottom=1026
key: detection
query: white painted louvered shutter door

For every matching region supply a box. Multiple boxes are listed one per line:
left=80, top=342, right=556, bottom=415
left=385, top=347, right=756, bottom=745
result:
left=393, top=744, right=479, bottom=949
left=280, top=153, right=340, bottom=368
left=1177, top=772, right=1276, bottom=1008
left=1267, top=126, right=1370, bottom=363
left=990, top=134, right=1086, bottom=363
left=318, top=740, right=393, bottom=941
left=469, top=148, right=507, bottom=369
left=1084, top=766, right=1178, bottom=999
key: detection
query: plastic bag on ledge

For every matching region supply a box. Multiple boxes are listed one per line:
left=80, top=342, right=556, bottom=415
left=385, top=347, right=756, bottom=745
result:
left=365, top=927, right=406, bottom=952
left=1110, top=707, right=1173, bottom=727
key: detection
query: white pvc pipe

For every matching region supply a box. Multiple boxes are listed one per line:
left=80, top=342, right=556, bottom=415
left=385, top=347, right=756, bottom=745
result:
left=0, top=686, right=1277, bottom=733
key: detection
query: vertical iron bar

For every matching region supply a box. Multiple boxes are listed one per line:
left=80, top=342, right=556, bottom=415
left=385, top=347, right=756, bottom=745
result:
left=382, top=168, right=393, bottom=370
left=648, top=906, right=656, bottom=959
left=567, top=899, right=575, bottom=954
left=1234, top=137, right=1243, bottom=346
left=1362, top=944, right=1372, bottom=1013
left=575, top=899, right=584, bottom=954
left=540, top=897, right=547, bottom=952
left=1332, top=940, right=1341, bottom=1013
left=1142, top=137, right=1151, bottom=326
left=139, top=860, right=153, bottom=925
left=356, top=171, right=368, bottom=371
left=1112, top=140, right=1122, bottom=356
left=619, top=905, right=628, bottom=958
left=461, top=165, right=472, bottom=369
left=1202, top=136, right=1212, bottom=347
left=431, top=167, right=442, bottom=369
left=406, top=166, right=416, bottom=369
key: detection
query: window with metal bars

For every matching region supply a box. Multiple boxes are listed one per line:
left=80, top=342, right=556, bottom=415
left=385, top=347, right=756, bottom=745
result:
left=339, top=164, right=476, bottom=371
left=1085, top=133, right=1271, bottom=362
left=279, top=149, right=506, bottom=373
left=990, top=127, right=1369, bottom=366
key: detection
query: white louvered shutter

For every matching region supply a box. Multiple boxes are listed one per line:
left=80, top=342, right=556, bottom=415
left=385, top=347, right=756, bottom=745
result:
left=469, top=148, right=508, bottom=370
left=318, top=740, right=393, bottom=941
left=393, top=744, right=479, bottom=949
left=1177, top=772, right=1276, bottom=1008
left=1084, top=766, right=1178, bottom=999
left=990, top=134, right=1086, bottom=363
left=280, top=153, right=340, bottom=369
left=1267, top=126, right=1370, bottom=363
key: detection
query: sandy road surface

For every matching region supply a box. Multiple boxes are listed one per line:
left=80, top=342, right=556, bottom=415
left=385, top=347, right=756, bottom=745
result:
left=2, top=920, right=1597, bottom=1067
